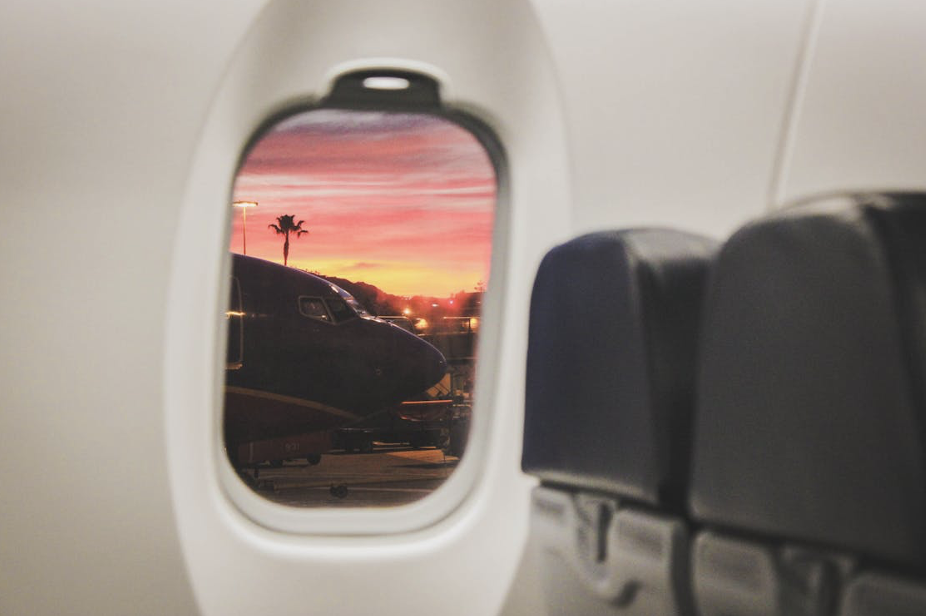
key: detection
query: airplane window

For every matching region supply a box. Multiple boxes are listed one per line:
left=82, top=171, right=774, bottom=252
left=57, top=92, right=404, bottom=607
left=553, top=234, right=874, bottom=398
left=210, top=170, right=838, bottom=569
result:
left=334, top=288, right=372, bottom=318
left=223, top=106, right=497, bottom=509
left=298, top=297, right=331, bottom=322
left=345, top=297, right=370, bottom=317
left=325, top=298, right=356, bottom=323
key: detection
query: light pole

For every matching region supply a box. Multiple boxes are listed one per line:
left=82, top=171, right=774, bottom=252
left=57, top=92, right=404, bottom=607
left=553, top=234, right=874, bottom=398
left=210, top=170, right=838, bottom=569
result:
left=232, top=201, right=257, bottom=255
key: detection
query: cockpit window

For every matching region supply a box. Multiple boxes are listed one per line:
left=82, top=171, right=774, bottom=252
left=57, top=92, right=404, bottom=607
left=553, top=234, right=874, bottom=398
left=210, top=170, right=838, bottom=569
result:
left=298, top=297, right=331, bottom=322
left=223, top=104, right=498, bottom=510
left=346, top=298, right=370, bottom=317
left=325, top=298, right=355, bottom=323
left=335, top=288, right=371, bottom=318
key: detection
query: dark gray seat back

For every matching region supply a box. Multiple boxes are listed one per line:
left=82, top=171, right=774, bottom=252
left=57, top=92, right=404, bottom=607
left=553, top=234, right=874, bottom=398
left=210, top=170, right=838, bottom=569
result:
left=689, top=193, right=926, bottom=616
left=523, top=228, right=717, bottom=615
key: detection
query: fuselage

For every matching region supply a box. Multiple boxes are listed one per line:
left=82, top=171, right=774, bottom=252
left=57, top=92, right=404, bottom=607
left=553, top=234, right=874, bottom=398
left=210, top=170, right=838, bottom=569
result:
left=224, top=254, right=447, bottom=452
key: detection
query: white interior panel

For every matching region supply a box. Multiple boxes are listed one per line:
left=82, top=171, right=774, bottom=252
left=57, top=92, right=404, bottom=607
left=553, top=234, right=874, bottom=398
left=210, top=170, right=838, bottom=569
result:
left=778, top=0, right=926, bottom=203
left=0, top=1, right=266, bottom=615
left=532, top=0, right=812, bottom=238
left=166, top=1, right=570, bottom=615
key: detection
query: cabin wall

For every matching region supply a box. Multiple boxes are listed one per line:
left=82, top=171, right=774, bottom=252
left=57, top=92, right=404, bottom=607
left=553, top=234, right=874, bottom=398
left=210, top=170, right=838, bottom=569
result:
left=777, top=0, right=926, bottom=203
left=532, top=0, right=813, bottom=239
left=0, top=1, right=267, bottom=614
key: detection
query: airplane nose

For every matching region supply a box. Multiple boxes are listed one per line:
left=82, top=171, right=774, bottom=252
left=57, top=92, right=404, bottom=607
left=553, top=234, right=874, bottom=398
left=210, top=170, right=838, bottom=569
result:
left=423, top=341, right=447, bottom=386
left=393, top=327, right=447, bottom=391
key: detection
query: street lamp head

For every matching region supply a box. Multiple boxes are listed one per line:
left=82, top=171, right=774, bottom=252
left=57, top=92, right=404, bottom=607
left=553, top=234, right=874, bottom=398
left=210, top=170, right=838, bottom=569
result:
left=233, top=200, right=258, bottom=208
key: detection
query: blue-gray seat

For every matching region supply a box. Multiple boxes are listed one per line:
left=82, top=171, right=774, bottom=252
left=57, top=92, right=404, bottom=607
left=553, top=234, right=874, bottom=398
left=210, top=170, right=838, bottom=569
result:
left=522, top=228, right=717, bottom=615
left=689, top=193, right=926, bottom=616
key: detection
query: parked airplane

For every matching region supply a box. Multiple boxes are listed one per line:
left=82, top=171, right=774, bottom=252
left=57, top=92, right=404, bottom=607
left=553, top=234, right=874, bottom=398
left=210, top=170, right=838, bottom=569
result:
left=3, top=1, right=926, bottom=615
left=224, top=254, right=447, bottom=466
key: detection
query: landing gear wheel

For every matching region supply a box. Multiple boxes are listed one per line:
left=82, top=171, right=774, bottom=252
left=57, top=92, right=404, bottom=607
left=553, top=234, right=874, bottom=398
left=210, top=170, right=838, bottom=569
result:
left=269, top=459, right=283, bottom=468
left=360, top=439, right=374, bottom=454
left=306, top=454, right=321, bottom=465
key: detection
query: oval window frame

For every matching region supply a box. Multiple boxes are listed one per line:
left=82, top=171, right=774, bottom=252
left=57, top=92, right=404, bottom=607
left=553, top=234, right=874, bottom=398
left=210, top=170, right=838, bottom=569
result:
left=215, top=68, right=511, bottom=535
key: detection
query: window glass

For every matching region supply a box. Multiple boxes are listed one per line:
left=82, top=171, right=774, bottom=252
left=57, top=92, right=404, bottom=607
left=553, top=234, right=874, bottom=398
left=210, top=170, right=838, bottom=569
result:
left=224, top=108, right=497, bottom=508
left=298, top=297, right=330, bottom=321
left=335, top=288, right=372, bottom=318
left=325, top=298, right=355, bottom=323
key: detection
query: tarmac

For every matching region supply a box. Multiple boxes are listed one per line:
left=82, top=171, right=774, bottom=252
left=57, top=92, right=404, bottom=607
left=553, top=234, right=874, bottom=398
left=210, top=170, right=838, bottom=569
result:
left=240, top=444, right=460, bottom=508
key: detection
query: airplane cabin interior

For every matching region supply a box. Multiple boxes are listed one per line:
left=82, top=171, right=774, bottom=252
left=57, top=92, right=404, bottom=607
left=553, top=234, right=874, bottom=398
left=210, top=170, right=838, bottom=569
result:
left=2, top=0, right=926, bottom=615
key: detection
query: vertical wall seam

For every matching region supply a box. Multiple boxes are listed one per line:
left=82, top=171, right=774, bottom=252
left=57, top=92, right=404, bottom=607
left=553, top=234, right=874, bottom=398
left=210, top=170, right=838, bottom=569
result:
left=767, top=0, right=829, bottom=211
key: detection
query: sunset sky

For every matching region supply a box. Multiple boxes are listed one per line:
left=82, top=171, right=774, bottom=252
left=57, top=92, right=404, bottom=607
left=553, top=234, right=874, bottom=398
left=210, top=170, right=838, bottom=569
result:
left=230, top=110, right=496, bottom=297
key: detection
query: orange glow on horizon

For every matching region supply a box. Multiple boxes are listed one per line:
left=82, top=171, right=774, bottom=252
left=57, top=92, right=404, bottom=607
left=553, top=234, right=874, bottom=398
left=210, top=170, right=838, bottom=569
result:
left=251, top=256, right=488, bottom=298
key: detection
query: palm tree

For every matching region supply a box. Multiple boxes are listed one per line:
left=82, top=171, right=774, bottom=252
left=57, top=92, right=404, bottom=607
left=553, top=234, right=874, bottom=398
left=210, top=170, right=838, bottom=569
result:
left=268, top=214, right=308, bottom=266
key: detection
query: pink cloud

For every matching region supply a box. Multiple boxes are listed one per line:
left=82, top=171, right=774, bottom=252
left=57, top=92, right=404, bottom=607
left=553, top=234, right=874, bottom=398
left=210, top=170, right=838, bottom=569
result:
left=344, top=262, right=382, bottom=270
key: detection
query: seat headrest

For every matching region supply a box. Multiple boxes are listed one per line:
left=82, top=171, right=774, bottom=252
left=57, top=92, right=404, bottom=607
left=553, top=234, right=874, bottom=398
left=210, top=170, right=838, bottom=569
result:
left=522, top=228, right=718, bottom=509
left=690, top=193, right=926, bottom=567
